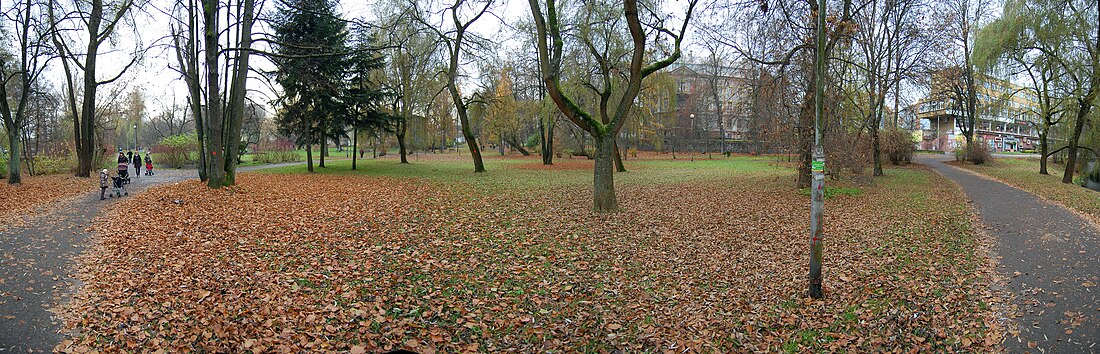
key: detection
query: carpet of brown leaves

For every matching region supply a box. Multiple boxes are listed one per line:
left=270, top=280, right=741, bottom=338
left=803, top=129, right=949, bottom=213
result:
left=0, top=175, right=92, bottom=228
left=60, top=166, right=1003, bottom=352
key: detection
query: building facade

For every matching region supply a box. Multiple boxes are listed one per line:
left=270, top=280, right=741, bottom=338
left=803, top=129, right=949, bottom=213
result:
left=667, top=63, right=752, bottom=142
left=917, top=69, right=1039, bottom=152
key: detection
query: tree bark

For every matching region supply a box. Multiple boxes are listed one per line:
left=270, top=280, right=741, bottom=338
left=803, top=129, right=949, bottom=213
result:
left=871, top=125, right=883, bottom=176
left=613, top=140, right=625, bottom=172
left=352, top=127, right=358, bottom=170
left=221, top=0, right=255, bottom=186
left=397, top=122, right=409, bottom=164
left=4, top=130, right=20, bottom=184
left=1063, top=99, right=1090, bottom=184
left=1039, top=129, right=1049, bottom=175
left=306, top=144, right=314, bottom=172
left=593, top=134, right=617, bottom=211
left=202, top=0, right=226, bottom=188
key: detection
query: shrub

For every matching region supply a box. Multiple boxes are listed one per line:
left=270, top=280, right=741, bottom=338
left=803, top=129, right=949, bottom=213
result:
left=825, top=130, right=870, bottom=177
left=881, top=128, right=916, bottom=165
left=955, top=141, right=992, bottom=165
left=254, top=147, right=301, bottom=163
left=31, top=154, right=75, bottom=175
left=153, top=133, right=199, bottom=168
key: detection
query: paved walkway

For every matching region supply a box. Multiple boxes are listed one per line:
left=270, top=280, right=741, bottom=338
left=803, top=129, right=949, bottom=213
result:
left=919, top=155, right=1099, bottom=353
left=0, top=163, right=301, bottom=352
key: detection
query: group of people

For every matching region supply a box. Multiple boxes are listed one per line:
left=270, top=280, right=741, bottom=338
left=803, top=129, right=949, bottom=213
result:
left=98, top=150, right=154, bottom=200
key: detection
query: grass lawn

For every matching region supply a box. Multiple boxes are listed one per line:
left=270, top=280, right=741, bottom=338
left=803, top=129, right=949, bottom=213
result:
left=61, top=155, right=1003, bottom=352
left=952, top=157, right=1100, bottom=221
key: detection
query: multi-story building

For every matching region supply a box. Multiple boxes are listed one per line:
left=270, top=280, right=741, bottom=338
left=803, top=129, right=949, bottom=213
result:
left=917, top=69, right=1039, bottom=152
left=667, top=63, right=752, bottom=142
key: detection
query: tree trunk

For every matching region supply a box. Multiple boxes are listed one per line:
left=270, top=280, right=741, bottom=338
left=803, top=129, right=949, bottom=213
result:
left=202, top=0, right=226, bottom=188
left=613, top=140, right=625, bottom=172
left=540, top=115, right=554, bottom=165
left=319, top=129, right=327, bottom=168
left=504, top=138, right=530, bottom=156
left=397, top=125, right=409, bottom=164
left=5, top=130, right=20, bottom=184
left=352, top=127, right=358, bottom=170
left=306, top=144, right=314, bottom=172
left=221, top=0, right=255, bottom=186
left=1039, top=129, right=1049, bottom=175
left=1063, top=100, right=1089, bottom=184
left=796, top=88, right=814, bottom=189
left=593, top=134, right=617, bottom=212
left=871, top=126, right=883, bottom=176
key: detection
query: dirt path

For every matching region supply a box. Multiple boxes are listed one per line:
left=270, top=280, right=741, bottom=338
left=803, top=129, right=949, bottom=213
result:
left=919, top=155, right=1099, bottom=353
left=0, top=168, right=193, bottom=352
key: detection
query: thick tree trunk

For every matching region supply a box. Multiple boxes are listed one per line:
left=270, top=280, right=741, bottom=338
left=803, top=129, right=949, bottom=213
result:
left=593, top=134, right=617, bottom=212
left=540, top=115, right=554, bottom=165
left=306, top=144, right=314, bottom=173
left=1039, top=130, right=1049, bottom=175
left=397, top=127, right=409, bottom=164
left=5, top=130, right=20, bottom=184
left=202, top=0, right=226, bottom=188
left=352, top=127, right=358, bottom=170
left=1063, top=100, right=1089, bottom=184
left=319, top=130, right=327, bottom=168
left=221, top=0, right=255, bottom=186
left=797, top=89, right=814, bottom=189
left=613, top=140, right=625, bottom=172
left=504, top=138, right=530, bottom=156
left=871, top=127, right=883, bottom=176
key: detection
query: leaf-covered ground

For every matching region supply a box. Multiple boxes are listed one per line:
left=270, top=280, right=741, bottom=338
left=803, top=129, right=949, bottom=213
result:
left=952, top=158, right=1100, bottom=223
left=0, top=175, right=93, bottom=229
left=61, top=157, right=1005, bottom=352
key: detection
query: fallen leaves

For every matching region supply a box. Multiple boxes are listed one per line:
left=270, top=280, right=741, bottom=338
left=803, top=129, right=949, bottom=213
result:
left=58, top=164, right=1004, bottom=352
left=0, top=174, right=93, bottom=228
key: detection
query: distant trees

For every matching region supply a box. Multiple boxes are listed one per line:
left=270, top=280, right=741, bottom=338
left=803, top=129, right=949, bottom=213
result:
left=272, top=0, right=348, bottom=173
left=977, top=0, right=1098, bottom=183
left=49, top=0, right=145, bottom=178
left=417, top=0, right=496, bottom=173
left=0, top=0, right=53, bottom=184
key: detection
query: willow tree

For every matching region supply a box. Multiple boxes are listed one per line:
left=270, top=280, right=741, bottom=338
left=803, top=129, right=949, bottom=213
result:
left=528, top=0, right=697, bottom=212
left=977, top=0, right=1098, bottom=182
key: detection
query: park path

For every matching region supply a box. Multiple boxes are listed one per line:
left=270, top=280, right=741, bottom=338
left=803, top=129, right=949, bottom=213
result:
left=918, top=155, right=1099, bottom=353
left=0, top=162, right=301, bottom=352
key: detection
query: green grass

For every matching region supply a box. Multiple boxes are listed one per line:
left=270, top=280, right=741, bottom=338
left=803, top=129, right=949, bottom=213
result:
left=256, top=155, right=787, bottom=191
left=956, top=157, right=1100, bottom=219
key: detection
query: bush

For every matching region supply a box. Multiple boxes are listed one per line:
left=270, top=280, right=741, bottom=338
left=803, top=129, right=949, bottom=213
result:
left=153, top=133, right=199, bottom=168
left=955, top=141, right=992, bottom=165
left=31, top=154, right=75, bottom=175
left=881, top=128, right=916, bottom=165
left=253, top=147, right=301, bottom=163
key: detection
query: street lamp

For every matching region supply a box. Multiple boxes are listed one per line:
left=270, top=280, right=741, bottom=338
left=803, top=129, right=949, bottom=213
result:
left=689, top=113, right=696, bottom=162
left=133, top=124, right=138, bottom=150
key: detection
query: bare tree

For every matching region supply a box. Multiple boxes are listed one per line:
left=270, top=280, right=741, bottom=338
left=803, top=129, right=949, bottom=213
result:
left=49, top=0, right=146, bottom=177
left=1, top=0, right=54, bottom=183
left=528, top=0, right=698, bottom=211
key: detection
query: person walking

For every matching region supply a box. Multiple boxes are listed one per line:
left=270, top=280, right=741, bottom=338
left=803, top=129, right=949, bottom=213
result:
left=132, top=151, right=142, bottom=177
left=144, top=154, right=153, bottom=176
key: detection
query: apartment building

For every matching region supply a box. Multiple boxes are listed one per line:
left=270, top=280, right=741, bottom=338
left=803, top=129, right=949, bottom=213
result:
left=917, top=69, right=1039, bottom=152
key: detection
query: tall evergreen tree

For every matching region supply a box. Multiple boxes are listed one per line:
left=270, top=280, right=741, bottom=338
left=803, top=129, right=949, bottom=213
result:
left=272, top=0, right=349, bottom=172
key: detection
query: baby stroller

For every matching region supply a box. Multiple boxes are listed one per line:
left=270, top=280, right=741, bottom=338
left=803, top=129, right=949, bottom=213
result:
left=117, top=162, right=130, bottom=185
left=110, top=175, right=129, bottom=198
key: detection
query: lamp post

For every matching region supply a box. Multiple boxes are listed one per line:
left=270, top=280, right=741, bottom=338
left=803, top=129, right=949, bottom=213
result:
left=133, top=124, right=138, bottom=151
left=690, top=113, right=696, bottom=162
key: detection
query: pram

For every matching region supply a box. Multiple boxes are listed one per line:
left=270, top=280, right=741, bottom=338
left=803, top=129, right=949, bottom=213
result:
left=110, top=176, right=129, bottom=198
left=117, top=163, right=130, bottom=185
